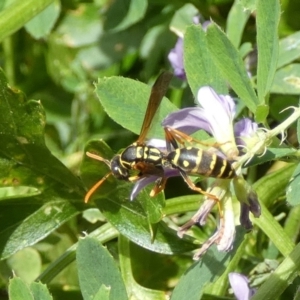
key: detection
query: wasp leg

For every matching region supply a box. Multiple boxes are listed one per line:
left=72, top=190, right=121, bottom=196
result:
left=165, top=126, right=221, bottom=148
left=179, top=170, right=219, bottom=201
left=127, top=175, right=141, bottom=182
left=150, top=176, right=167, bottom=197
left=164, top=126, right=180, bottom=151
left=178, top=169, right=223, bottom=218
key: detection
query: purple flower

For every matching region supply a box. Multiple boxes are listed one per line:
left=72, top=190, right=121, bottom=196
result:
left=234, top=118, right=259, bottom=150
left=130, top=168, right=179, bottom=200
left=229, top=273, right=256, bottom=300
left=163, top=86, right=244, bottom=159
left=168, top=16, right=210, bottom=80
left=168, top=38, right=186, bottom=80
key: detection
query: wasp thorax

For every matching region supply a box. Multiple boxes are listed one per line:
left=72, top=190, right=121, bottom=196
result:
left=110, top=155, right=130, bottom=180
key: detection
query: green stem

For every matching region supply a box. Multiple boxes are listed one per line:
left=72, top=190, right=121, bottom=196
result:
left=283, top=205, right=300, bottom=244
left=36, top=223, right=118, bottom=284
left=0, top=0, right=53, bottom=42
left=209, top=237, right=248, bottom=295
left=2, top=36, right=15, bottom=84
left=252, top=242, right=300, bottom=300
left=118, top=235, right=167, bottom=300
left=252, top=201, right=294, bottom=257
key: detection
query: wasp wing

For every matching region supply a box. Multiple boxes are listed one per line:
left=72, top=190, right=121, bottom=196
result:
left=137, top=71, right=172, bottom=144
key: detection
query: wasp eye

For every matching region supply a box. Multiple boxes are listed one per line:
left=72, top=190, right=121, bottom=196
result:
left=110, top=155, right=129, bottom=180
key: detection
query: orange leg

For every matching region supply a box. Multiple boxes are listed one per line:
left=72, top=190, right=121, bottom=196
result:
left=164, top=126, right=221, bottom=149
left=150, top=176, right=167, bottom=197
left=179, top=170, right=222, bottom=218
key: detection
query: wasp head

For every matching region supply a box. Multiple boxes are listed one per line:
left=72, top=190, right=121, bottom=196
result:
left=110, top=154, right=130, bottom=180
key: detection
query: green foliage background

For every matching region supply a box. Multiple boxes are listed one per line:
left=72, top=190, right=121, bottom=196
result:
left=1, top=0, right=300, bottom=299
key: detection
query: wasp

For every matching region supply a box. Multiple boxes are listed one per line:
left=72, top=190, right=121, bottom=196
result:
left=84, top=71, right=173, bottom=203
left=85, top=71, right=236, bottom=203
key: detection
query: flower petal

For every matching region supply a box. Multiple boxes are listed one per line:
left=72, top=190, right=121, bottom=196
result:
left=229, top=273, right=256, bottom=300
left=162, top=107, right=211, bottom=135
left=234, top=118, right=258, bottom=147
left=130, top=169, right=180, bottom=200
left=168, top=38, right=186, bottom=80
left=196, top=86, right=236, bottom=144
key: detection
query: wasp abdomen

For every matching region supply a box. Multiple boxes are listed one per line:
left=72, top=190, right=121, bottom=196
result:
left=167, top=147, right=236, bottom=179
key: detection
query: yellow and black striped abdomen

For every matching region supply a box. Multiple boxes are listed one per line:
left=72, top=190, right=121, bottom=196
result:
left=167, top=147, right=236, bottom=179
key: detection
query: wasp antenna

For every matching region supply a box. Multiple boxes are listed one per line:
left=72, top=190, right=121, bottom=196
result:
left=84, top=172, right=112, bottom=203
left=86, top=151, right=111, bottom=167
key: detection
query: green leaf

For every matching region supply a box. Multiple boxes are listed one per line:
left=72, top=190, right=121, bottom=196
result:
left=170, top=227, right=245, bottom=300
left=0, top=0, right=53, bottom=42
left=240, top=0, right=256, bottom=12
left=246, top=147, right=298, bottom=167
left=95, top=76, right=177, bottom=140
left=255, top=104, right=269, bottom=123
left=251, top=242, right=300, bottom=300
left=286, top=164, right=300, bottom=206
left=81, top=140, right=197, bottom=255
left=118, top=235, right=173, bottom=300
left=256, top=0, right=280, bottom=103
left=206, top=23, right=258, bottom=112
left=37, top=223, right=119, bottom=285
left=7, top=248, right=41, bottom=283
left=30, top=282, right=53, bottom=300
left=55, top=3, right=102, bottom=48
left=77, top=237, right=128, bottom=300
left=24, top=0, right=60, bottom=39
left=184, top=25, right=227, bottom=95
left=104, top=0, right=147, bottom=32
left=93, top=285, right=110, bottom=300
left=169, top=4, right=198, bottom=36
left=0, top=69, right=85, bottom=258
left=8, top=277, right=34, bottom=300
left=271, top=64, right=300, bottom=94
left=226, top=0, right=251, bottom=48
left=255, top=163, right=296, bottom=209
left=298, top=99, right=300, bottom=144
left=0, top=198, right=82, bottom=260
left=278, top=31, right=300, bottom=69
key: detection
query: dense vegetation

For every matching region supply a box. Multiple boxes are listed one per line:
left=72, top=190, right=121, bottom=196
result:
left=1, top=0, right=300, bottom=299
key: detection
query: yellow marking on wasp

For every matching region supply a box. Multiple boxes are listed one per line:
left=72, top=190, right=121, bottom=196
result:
left=191, top=149, right=203, bottom=173
left=148, top=155, right=157, bottom=161
left=208, top=154, right=217, bottom=176
left=136, top=147, right=143, bottom=159
left=173, top=149, right=181, bottom=164
left=218, top=160, right=227, bottom=178
left=183, top=160, right=189, bottom=168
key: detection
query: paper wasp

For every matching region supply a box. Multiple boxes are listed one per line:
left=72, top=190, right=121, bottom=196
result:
left=84, top=71, right=173, bottom=203
left=161, top=126, right=236, bottom=202
left=84, top=71, right=236, bottom=203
